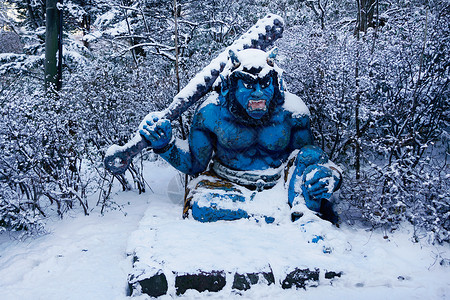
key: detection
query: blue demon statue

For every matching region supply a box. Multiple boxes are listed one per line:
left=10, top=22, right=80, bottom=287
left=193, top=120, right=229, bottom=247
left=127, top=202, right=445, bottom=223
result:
left=140, top=48, right=342, bottom=224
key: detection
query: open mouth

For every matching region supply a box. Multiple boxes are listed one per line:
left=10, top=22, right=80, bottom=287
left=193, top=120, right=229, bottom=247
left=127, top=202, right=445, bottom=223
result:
left=248, top=100, right=267, bottom=111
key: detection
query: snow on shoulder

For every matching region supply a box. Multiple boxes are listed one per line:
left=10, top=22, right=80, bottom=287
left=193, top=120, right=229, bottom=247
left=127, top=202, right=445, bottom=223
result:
left=283, top=92, right=310, bottom=118
left=197, top=91, right=220, bottom=111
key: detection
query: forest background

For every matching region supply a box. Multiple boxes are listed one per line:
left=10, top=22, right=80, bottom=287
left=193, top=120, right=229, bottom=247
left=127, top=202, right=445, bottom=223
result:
left=0, top=0, right=448, bottom=244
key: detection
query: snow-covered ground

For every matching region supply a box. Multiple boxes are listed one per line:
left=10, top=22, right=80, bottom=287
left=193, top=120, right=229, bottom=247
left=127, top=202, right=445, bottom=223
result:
left=0, top=160, right=449, bottom=300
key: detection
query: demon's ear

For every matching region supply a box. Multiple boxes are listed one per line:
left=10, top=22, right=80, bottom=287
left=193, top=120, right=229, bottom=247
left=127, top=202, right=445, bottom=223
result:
left=267, top=47, right=278, bottom=66
left=229, top=49, right=241, bottom=70
left=219, top=74, right=229, bottom=97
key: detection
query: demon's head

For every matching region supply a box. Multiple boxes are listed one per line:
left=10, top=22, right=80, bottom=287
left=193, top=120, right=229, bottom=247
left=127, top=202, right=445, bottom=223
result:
left=219, top=48, right=284, bottom=126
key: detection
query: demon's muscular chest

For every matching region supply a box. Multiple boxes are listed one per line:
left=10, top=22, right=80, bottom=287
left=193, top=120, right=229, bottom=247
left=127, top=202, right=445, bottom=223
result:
left=194, top=93, right=312, bottom=170
left=203, top=106, right=293, bottom=170
left=214, top=117, right=291, bottom=153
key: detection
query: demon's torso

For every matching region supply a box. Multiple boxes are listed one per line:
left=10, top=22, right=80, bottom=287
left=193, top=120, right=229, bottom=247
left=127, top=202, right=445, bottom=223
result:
left=193, top=92, right=312, bottom=171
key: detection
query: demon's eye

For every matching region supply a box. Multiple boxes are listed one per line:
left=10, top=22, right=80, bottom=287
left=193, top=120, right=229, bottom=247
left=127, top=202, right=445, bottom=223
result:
left=260, top=77, right=272, bottom=89
left=242, top=81, right=254, bottom=89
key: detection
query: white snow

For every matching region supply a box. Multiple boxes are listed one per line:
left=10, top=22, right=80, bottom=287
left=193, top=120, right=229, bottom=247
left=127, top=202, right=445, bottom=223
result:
left=197, top=92, right=221, bottom=111
left=0, top=160, right=449, bottom=300
left=283, top=92, right=310, bottom=117
left=223, top=48, right=283, bottom=79
left=93, top=9, right=121, bottom=30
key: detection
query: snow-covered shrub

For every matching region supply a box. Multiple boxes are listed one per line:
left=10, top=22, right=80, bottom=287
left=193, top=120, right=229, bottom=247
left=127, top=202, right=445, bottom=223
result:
left=355, top=4, right=449, bottom=243
left=61, top=56, right=179, bottom=198
left=0, top=88, right=89, bottom=232
left=279, top=1, right=449, bottom=243
left=0, top=183, right=46, bottom=233
left=0, top=30, right=23, bottom=54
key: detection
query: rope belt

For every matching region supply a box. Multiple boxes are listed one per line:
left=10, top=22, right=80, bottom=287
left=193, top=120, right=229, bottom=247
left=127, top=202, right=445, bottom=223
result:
left=212, top=160, right=283, bottom=191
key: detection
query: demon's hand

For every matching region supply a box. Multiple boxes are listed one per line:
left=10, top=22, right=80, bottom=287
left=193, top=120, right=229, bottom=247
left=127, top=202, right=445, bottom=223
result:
left=302, top=165, right=340, bottom=211
left=139, top=115, right=173, bottom=151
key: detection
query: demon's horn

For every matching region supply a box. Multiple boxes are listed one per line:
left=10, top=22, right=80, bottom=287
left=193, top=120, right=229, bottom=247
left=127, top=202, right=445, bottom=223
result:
left=267, top=47, right=278, bottom=66
left=229, top=50, right=241, bottom=70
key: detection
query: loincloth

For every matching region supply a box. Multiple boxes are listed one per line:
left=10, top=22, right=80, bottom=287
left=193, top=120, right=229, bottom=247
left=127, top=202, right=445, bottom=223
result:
left=211, top=160, right=284, bottom=191
left=183, top=158, right=296, bottom=219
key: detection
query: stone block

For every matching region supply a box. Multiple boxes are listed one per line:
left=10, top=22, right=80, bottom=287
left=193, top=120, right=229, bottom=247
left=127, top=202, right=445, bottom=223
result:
left=175, top=271, right=226, bottom=295
left=281, top=268, right=320, bottom=289
left=232, top=271, right=275, bottom=291
left=137, top=273, right=168, bottom=298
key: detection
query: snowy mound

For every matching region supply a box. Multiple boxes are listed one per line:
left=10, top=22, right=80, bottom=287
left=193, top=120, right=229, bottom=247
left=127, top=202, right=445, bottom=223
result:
left=0, top=161, right=448, bottom=299
left=127, top=192, right=345, bottom=297
left=125, top=162, right=450, bottom=298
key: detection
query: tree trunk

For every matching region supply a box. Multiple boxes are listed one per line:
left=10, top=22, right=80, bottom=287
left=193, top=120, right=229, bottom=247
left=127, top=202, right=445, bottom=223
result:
left=173, top=0, right=186, bottom=140
left=173, top=0, right=189, bottom=209
left=44, top=0, right=60, bottom=91
left=57, top=0, right=63, bottom=91
left=356, top=0, right=375, bottom=33
left=355, top=69, right=361, bottom=180
left=354, top=18, right=362, bottom=180
left=25, top=0, right=39, bottom=29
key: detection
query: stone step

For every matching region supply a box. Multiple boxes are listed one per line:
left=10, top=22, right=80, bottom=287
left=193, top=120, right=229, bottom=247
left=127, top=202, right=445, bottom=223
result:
left=126, top=199, right=345, bottom=297
left=129, top=268, right=343, bottom=297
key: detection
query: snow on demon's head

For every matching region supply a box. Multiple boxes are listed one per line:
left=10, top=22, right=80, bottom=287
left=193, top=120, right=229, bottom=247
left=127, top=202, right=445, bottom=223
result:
left=219, top=48, right=285, bottom=125
left=227, top=48, right=283, bottom=79
left=219, top=48, right=284, bottom=86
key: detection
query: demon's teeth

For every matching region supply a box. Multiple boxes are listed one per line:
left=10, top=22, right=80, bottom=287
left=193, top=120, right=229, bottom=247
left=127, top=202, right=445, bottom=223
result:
left=248, top=100, right=267, bottom=111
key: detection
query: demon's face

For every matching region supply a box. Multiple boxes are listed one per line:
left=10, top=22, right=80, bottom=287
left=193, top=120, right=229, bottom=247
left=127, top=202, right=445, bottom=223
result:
left=220, top=48, right=284, bottom=125
left=233, top=71, right=275, bottom=120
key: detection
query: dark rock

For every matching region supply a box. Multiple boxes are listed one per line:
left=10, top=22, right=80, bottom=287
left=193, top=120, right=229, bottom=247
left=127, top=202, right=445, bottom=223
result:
left=130, top=267, right=341, bottom=296
left=138, top=273, right=168, bottom=298
left=247, top=273, right=260, bottom=285
left=232, top=271, right=275, bottom=291
left=232, top=273, right=251, bottom=291
left=262, top=271, right=275, bottom=285
left=281, top=268, right=319, bottom=289
left=325, top=271, right=343, bottom=279
left=175, top=270, right=226, bottom=295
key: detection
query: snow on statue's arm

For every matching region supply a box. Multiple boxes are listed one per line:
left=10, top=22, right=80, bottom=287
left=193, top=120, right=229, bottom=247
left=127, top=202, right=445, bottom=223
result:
left=150, top=97, right=216, bottom=176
